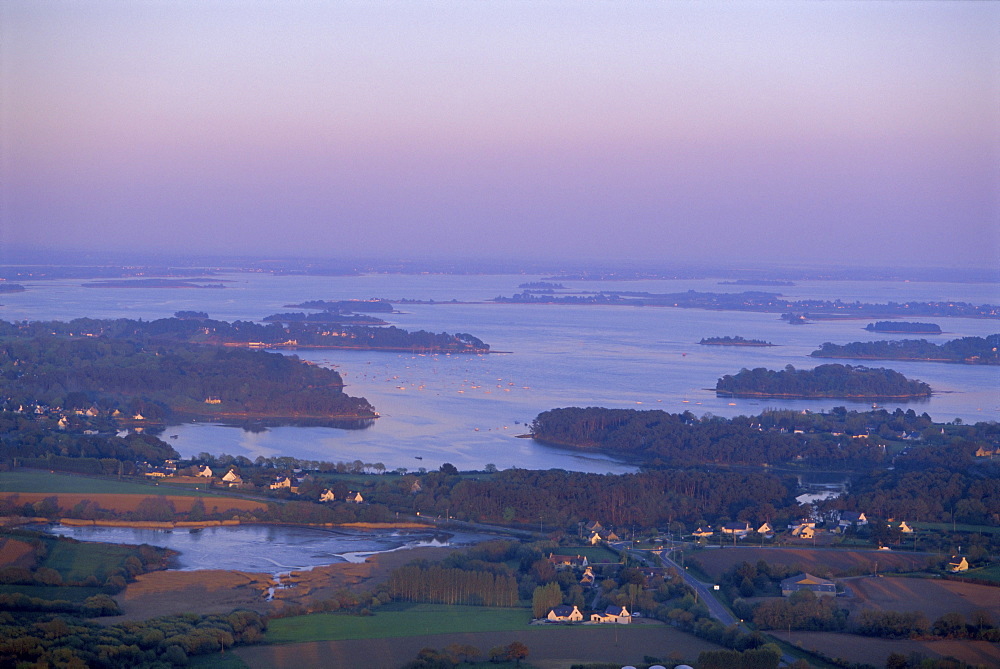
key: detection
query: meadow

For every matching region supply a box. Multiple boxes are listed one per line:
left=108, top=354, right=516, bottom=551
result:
left=265, top=603, right=532, bottom=643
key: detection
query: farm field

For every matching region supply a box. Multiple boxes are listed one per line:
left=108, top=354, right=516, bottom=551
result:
left=241, top=623, right=723, bottom=669
left=266, top=604, right=531, bottom=643
left=689, top=546, right=936, bottom=579
left=0, top=470, right=213, bottom=496
left=770, top=630, right=1000, bottom=668
left=844, top=575, right=1000, bottom=621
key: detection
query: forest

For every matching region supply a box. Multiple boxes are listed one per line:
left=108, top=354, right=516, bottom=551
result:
left=715, top=363, right=932, bottom=398
left=528, top=405, right=962, bottom=469
left=865, top=321, right=942, bottom=334
left=0, top=330, right=376, bottom=420
left=811, top=334, right=999, bottom=365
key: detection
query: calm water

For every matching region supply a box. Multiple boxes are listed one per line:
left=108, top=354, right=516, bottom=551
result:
left=3, top=273, right=997, bottom=472
left=43, top=523, right=491, bottom=573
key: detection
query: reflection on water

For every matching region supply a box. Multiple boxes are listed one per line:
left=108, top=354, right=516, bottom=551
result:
left=43, top=524, right=491, bottom=575
left=4, top=273, right=997, bottom=473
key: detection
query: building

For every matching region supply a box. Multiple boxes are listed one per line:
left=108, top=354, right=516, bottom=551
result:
left=780, top=573, right=837, bottom=597
left=547, top=605, right=583, bottom=622
left=591, top=605, right=631, bottom=624
left=948, top=556, right=969, bottom=572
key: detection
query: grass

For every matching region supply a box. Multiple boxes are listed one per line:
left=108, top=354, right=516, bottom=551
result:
left=265, top=603, right=533, bottom=644
left=965, top=563, right=1000, bottom=583
left=190, top=652, right=250, bottom=669
left=556, top=545, right=619, bottom=562
left=1, top=470, right=231, bottom=498
left=912, top=521, right=1000, bottom=536
left=40, top=535, right=139, bottom=581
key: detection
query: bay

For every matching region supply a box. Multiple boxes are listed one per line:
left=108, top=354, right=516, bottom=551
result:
left=2, top=272, right=997, bottom=473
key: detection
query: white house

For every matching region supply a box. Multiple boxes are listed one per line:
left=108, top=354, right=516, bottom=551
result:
left=591, top=605, right=631, bottom=624
left=547, top=605, right=583, bottom=622
left=270, top=476, right=292, bottom=490
left=197, top=465, right=213, bottom=478
left=345, top=491, right=364, bottom=503
left=222, top=470, right=242, bottom=486
left=319, top=489, right=336, bottom=502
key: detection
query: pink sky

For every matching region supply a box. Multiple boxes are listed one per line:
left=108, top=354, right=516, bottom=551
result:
left=3, top=1, right=998, bottom=268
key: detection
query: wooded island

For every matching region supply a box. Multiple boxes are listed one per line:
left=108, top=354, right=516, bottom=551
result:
left=812, top=335, right=999, bottom=365
left=715, top=364, right=932, bottom=399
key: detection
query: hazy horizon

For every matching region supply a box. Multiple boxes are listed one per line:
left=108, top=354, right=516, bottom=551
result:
left=3, top=1, right=998, bottom=269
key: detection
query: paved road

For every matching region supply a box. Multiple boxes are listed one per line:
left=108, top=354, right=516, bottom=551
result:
left=646, top=550, right=799, bottom=666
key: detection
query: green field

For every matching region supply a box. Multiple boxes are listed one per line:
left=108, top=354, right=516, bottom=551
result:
left=0, top=470, right=223, bottom=498
left=965, top=563, right=1000, bottom=584
left=266, top=604, right=533, bottom=644
left=556, top=545, right=619, bottom=562
left=912, top=521, right=1000, bottom=536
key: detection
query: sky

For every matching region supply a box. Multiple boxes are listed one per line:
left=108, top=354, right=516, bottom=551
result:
left=2, top=1, right=998, bottom=269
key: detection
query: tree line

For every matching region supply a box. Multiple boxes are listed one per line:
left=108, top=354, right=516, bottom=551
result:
left=811, top=334, right=999, bottom=365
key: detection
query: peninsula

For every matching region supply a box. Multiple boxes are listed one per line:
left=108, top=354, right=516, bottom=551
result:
left=0, top=323, right=377, bottom=422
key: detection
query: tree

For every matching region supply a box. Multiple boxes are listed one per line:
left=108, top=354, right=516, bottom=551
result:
left=504, top=642, right=529, bottom=666
left=531, top=582, right=562, bottom=618
left=439, top=463, right=459, bottom=475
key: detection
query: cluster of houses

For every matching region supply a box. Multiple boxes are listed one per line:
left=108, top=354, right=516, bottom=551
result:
left=140, top=463, right=368, bottom=503
left=545, top=604, right=633, bottom=624
left=687, top=511, right=921, bottom=544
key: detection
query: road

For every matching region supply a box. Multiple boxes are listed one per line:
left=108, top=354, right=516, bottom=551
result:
left=641, top=549, right=799, bottom=667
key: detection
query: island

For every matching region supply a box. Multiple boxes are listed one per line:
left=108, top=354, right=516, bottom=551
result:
left=82, top=279, right=226, bottom=289
left=0, top=283, right=26, bottom=293
left=715, top=363, right=932, bottom=399
left=865, top=321, right=942, bottom=334
left=718, top=279, right=794, bottom=286
left=517, top=281, right=565, bottom=289
left=491, top=290, right=999, bottom=319
left=5, top=317, right=491, bottom=354
left=811, top=335, right=999, bottom=365
left=699, top=336, right=775, bottom=346
left=283, top=299, right=394, bottom=313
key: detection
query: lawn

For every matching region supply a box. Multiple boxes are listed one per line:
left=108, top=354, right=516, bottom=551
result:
left=41, top=534, right=143, bottom=581
left=556, top=545, right=619, bottom=563
left=912, top=521, right=1000, bottom=536
left=965, top=563, right=1000, bottom=584
left=265, top=603, right=532, bottom=644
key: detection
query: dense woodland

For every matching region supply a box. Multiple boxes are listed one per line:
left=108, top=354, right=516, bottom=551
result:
left=865, top=321, right=942, bottom=334
left=0, top=329, right=375, bottom=420
left=715, top=364, right=932, bottom=398
left=532, top=406, right=899, bottom=467
left=811, top=335, right=999, bottom=365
